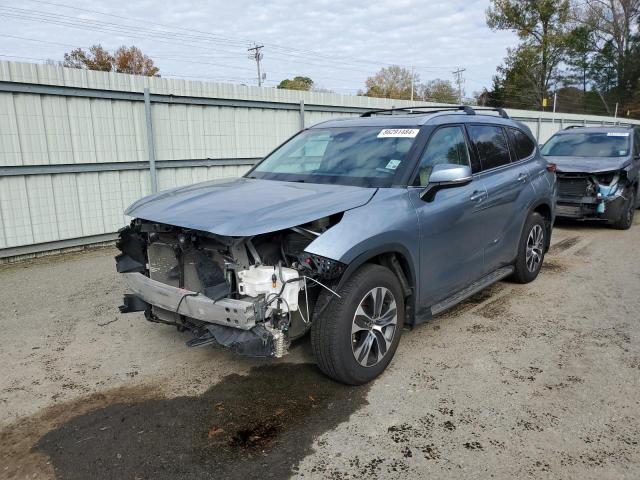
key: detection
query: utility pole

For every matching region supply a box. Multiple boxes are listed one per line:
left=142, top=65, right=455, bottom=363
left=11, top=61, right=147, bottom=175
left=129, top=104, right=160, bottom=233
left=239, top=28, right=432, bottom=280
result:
left=247, top=44, right=264, bottom=87
left=410, top=65, right=414, bottom=102
left=552, top=92, right=557, bottom=124
left=452, top=67, right=466, bottom=104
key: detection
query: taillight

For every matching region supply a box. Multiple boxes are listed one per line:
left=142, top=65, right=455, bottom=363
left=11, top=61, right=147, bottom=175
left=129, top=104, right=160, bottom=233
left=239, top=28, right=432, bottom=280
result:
left=547, top=163, right=557, bottom=173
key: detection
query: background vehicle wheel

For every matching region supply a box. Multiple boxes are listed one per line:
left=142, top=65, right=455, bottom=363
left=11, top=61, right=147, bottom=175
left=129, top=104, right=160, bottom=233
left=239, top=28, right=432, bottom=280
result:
left=511, top=212, right=546, bottom=284
left=612, top=188, right=635, bottom=230
left=311, top=264, right=404, bottom=385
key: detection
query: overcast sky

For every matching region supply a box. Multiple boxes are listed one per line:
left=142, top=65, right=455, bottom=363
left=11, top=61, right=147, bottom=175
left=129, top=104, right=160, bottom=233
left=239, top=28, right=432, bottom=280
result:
left=0, top=0, right=518, bottom=96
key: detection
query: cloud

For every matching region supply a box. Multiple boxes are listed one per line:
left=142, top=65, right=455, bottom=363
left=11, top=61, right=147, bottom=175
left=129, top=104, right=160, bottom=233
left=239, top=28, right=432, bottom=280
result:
left=1, top=0, right=518, bottom=94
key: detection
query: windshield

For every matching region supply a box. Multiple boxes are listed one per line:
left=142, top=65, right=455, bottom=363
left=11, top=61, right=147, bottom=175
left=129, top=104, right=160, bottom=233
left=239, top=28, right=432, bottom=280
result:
left=541, top=132, right=630, bottom=158
left=247, top=127, right=419, bottom=187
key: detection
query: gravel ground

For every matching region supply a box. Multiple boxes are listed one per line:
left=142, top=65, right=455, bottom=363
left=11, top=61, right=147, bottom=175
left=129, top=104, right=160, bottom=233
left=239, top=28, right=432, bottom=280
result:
left=1, top=219, right=639, bottom=479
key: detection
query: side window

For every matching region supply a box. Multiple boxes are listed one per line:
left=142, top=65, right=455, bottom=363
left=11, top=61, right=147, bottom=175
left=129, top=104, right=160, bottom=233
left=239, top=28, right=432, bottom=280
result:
left=468, top=125, right=511, bottom=171
left=508, top=128, right=536, bottom=160
left=634, top=129, right=640, bottom=156
left=414, top=126, right=471, bottom=186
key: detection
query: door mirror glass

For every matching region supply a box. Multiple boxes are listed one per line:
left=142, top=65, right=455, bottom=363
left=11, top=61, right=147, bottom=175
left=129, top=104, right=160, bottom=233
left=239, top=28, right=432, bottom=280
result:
left=420, top=163, right=472, bottom=202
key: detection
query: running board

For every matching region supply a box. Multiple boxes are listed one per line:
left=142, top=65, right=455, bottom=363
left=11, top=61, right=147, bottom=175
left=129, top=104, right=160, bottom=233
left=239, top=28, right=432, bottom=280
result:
left=430, top=266, right=514, bottom=316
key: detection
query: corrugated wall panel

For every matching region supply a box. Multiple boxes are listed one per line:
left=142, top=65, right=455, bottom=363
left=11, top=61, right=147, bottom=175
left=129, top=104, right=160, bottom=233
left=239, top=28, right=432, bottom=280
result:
left=0, top=176, right=34, bottom=247
left=41, top=95, right=73, bottom=164
left=67, top=97, right=97, bottom=164
left=0, top=93, right=21, bottom=166
left=75, top=173, right=106, bottom=235
left=13, top=94, right=50, bottom=165
left=25, top=175, right=59, bottom=243
left=51, top=174, right=83, bottom=239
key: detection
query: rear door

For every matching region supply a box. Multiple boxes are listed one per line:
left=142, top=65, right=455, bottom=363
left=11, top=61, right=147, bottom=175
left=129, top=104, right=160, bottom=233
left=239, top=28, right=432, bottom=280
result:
left=466, top=124, right=534, bottom=273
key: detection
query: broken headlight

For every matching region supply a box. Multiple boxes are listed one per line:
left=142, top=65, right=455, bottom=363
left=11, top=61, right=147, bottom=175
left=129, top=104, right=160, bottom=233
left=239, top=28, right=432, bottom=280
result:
left=298, top=252, right=346, bottom=280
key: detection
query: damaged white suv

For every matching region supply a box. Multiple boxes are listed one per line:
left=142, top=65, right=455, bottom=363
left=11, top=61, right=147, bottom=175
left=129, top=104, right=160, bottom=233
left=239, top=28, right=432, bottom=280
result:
left=117, top=106, right=556, bottom=384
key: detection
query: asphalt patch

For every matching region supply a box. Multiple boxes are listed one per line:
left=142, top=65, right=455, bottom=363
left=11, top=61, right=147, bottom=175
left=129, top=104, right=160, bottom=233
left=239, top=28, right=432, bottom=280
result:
left=10, top=363, right=369, bottom=480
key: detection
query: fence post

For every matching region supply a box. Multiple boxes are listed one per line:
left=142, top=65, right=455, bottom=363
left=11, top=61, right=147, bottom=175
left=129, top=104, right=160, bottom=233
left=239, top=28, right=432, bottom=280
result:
left=144, top=87, right=158, bottom=194
left=299, top=99, right=305, bottom=130
left=536, top=117, right=541, bottom=141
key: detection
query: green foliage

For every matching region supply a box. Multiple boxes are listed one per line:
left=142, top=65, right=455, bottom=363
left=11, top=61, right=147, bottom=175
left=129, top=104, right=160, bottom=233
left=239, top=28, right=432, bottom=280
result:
left=483, top=0, right=640, bottom=118
left=277, top=76, right=314, bottom=91
left=363, top=65, right=416, bottom=100
left=420, top=79, right=459, bottom=103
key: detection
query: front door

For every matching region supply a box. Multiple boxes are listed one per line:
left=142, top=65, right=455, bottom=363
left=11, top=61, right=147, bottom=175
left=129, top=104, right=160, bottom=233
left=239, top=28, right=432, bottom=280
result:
left=408, top=125, right=489, bottom=308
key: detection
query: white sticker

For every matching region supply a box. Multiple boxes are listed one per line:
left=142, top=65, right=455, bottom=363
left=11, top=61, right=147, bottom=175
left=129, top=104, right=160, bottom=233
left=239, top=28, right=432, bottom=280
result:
left=607, top=132, right=630, bottom=137
left=385, top=159, right=401, bottom=170
left=378, top=128, right=420, bottom=138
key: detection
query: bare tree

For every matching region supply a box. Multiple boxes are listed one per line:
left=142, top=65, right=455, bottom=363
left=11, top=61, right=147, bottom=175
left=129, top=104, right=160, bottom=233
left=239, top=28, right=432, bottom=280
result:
left=574, top=0, right=640, bottom=96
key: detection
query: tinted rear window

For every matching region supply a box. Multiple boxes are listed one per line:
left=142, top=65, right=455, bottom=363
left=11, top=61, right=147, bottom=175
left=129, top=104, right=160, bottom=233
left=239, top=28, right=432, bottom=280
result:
left=467, top=125, right=511, bottom=170
left=509, top=128, right=536, bottom=160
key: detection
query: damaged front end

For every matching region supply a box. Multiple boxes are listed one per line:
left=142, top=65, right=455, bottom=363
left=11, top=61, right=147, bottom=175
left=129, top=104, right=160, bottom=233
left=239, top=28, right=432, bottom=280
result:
left=556, top=171, right=629, bottom=221
left=115, top=217, right=345, bottom=358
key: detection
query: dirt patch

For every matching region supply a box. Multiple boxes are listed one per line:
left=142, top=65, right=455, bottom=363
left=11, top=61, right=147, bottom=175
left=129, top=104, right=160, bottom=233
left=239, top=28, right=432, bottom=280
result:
left=437, top=283, right=506, bottom=319
left=476, top=295, right=511, bottom=319
left=2, top=363, right=369, bottom=480
left=541, top=259, right=567, bottom=274
left=550, top=236, right=581, bottom=254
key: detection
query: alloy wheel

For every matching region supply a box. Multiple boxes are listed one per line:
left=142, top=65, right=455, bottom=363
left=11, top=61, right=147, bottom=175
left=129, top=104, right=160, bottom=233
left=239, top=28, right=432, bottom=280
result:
left=351, top=287, right=398, bottom=367
left=526, top=224, right=544, bottom=273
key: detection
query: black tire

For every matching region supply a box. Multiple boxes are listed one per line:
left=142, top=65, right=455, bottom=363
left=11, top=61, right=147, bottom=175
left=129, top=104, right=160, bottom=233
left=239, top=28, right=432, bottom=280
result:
left=612, top=187, right=635, bottom=230
left=511, top=212, right=547, bottom=284
left=311, top=264, right=404, bottom=385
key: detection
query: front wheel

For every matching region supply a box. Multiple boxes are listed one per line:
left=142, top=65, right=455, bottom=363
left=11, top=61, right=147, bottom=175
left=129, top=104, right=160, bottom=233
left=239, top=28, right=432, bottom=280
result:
left=511, top=212, right=546, bottom=284
left=311, top=264, right=404, bottom=385
left=611, top=188, right=635, bottom=230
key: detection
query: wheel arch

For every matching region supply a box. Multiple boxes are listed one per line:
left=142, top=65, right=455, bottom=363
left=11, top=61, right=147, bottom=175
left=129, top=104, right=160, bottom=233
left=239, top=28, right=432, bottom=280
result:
left=336, top=244, right=417, bottom=323
left=530, top=200, right=553, bottom=251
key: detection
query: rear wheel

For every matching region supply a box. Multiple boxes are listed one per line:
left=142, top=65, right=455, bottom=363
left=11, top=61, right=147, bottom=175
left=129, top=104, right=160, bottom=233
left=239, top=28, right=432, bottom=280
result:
left=612, top=187, right=635, bottom=230
left=511, top=212, right=546, bottom=284
left=311, top=264, right=404, bottom=385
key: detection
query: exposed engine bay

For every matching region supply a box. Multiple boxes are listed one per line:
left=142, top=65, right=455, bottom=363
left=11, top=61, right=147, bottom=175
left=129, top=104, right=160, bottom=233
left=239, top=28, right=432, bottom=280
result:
left=116, top=216, right=345, bottom=358
left=556, top=171, right=629, bottom=220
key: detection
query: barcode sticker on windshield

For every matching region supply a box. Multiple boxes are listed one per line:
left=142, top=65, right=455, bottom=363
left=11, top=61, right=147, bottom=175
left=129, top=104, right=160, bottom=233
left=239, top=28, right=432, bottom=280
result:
left=607, top=132, right=630, bottom=137
left=378, top=129, right=420, bottom=138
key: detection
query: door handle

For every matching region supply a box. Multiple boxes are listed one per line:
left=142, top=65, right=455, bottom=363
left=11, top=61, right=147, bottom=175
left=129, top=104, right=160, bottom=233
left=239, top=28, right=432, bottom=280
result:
left=517, top=172, right=529, bottom=183
left=470, top=190, right=487, bottom=202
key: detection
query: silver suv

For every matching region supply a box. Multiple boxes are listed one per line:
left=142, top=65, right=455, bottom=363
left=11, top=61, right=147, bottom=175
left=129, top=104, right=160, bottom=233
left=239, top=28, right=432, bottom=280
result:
left=116, top=106, right=557, bottom=384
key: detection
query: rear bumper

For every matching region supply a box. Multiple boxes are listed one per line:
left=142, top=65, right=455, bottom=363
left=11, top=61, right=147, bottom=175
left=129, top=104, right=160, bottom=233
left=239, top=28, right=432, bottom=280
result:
left=122, top=272, right=260, bottom=330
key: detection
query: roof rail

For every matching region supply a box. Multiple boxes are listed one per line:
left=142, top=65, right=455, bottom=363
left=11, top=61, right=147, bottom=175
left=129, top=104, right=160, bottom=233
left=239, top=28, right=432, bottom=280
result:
left=563, top=125, right=583, bottom=130
left=360, top=105, right=510, bottom=119
left=473, top=107, right=510, bottom=119
left=564, top=124, right=633, bottom=130
left=360, top=105, right=476, bottom=117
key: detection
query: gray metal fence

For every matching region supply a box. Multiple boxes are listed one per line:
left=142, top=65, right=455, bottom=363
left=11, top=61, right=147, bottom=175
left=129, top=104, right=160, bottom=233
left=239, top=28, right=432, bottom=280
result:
left=1, top=60, right=638, bottom=259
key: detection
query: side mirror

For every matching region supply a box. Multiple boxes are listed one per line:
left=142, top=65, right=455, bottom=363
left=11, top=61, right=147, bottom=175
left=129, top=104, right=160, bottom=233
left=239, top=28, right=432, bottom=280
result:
left=420, top=163, right=473, bottom=202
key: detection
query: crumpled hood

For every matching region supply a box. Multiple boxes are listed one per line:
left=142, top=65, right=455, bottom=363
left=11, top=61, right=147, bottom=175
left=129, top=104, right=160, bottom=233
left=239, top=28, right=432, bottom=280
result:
left=125, top=178, right=377, bottom=236
left=547, top=156, right=631, bottom=174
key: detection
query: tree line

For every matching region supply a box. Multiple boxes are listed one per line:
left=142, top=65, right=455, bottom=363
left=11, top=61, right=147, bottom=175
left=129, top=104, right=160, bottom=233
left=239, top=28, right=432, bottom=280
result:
left=482, top=0, right=640, bottom=118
